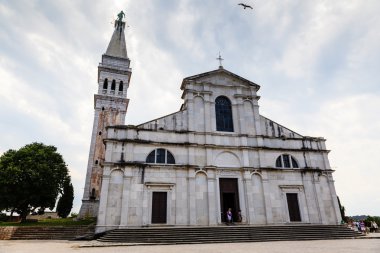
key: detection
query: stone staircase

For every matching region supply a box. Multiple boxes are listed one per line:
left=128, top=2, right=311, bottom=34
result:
left=98, top=225, right=362, bottom=244
left=9, top=225, right=95, bottom=240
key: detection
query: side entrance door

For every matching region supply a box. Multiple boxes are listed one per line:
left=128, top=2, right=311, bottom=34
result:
left=151, top=192, right=167, bottom=224
left=286, top=193, right=301, bottom=222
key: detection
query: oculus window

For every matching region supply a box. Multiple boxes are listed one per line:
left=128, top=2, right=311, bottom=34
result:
left=276, top=154, right=299, bottom=168
left=146, top=148, right=175, bottom=164
left=215, top=96, right=234, bottom=132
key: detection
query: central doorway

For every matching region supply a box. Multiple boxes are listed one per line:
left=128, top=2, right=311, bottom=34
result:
left=219, top=178, right=240, bottom=222
left=151, top=192, right=167, bottom=224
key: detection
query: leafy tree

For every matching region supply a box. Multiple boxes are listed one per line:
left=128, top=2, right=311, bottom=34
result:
left=365, top=216, right=380, bottom=226
left=0, top=143, right=69, bottom=222
left=56, top=177, right=74, bottom=218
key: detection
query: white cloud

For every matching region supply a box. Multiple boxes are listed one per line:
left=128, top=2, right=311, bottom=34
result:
left=288, top=94, right=380, bottom=215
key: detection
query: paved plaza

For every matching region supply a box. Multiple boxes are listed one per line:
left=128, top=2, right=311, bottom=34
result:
left=0, top=238, right=379, bottom=253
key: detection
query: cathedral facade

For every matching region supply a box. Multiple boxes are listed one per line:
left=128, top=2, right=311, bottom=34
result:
left=80, top=19, right=342, bottom=233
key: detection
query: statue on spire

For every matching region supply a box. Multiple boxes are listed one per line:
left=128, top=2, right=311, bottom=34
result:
left=117, top=11, right=125, bottom=22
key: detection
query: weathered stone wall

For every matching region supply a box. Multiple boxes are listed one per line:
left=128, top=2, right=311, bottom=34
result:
left=0, top=227, right=17, bottom=240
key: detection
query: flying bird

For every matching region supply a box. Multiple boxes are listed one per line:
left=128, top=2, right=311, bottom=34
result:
left=238, top=3, right=253, bottom=9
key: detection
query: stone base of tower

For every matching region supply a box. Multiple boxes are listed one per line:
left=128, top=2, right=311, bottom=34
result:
left=78, top=199, right=99, bottom=218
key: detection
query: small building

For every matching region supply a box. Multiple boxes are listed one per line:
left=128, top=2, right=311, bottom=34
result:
left=79, top=18, right=342, bottom=233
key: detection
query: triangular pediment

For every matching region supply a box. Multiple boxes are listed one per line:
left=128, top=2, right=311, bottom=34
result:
left=181, top=68, right=260, bottom=90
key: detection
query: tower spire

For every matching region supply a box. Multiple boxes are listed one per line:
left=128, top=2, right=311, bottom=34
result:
left=105, top=11, right=128, bottom=59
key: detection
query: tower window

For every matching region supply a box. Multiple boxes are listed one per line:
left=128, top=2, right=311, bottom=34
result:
left=146, top=148, right=175, bottom=164
left=103, top=78, right=108, bottom=89
left=275, top=154, right=299, bottom=168
left=98, top=131, right=102, bottom=135
left=111, top=80, right=116, bottom=90
left=215, top=96, right=234, bottom=132
left=119, top=81, right=124, bottom=91
left=90, top=188, right=96, bottom=200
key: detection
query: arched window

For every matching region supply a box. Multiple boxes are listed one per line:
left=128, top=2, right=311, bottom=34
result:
left=111, top=80, right=116, bottom=90
left=215, top=96, right=234, bottom=132
left=146, top=148, right=175, bottom=164
left=103, top=78, right=108, bottom=89
left=275, top=154, right=299, bottom=168
left=119, top=81, right=124, bottom=91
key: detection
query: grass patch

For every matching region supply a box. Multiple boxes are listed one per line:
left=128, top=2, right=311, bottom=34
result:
left=0, top=217, right=95, bottom=227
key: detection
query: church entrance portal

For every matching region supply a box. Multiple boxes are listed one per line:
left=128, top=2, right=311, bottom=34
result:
left=219, top=178, right=240, bottom=222
left=151, top=192, right=167, bottom=224
left=286, top=193, right=301, bottom=222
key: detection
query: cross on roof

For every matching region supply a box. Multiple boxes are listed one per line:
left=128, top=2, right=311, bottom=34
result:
left=216, top=52, right=224, bottom=68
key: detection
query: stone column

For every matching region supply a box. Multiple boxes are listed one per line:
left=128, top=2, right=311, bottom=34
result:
left=187, top=97, right=194, bottom=131
left=96, top=174, right=110, bottom=231
left=216, top=176, right=222, bottom=224
left=261, top=172, right=273, bottom=224
left=243, top=171, right=253, bottom=224
left=253, top=104, right=262, bottom=135
left=236, top=97, right=245, bottom=134
left=188, top=171, right=196, bottom=225
left=232, top=101, right=240, bottom=133
left=169, top=186, right=176, bottom=225
left=301, top=173, right=315, bottom=223
left=207, top=177, right=217, bottom=225
left=142, top=185, right=150, bottom=226
left=204, top=95, right=212, bottom=132
left=242, top=148, right=249, bottom=167
left=314, top=178, right=326, bottom=224
left=119, top=176, right=132, bottom=226
left=238, top=176, right=247, bottom=223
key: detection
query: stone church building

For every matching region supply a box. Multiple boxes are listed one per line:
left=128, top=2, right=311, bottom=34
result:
left=79, top=19, right=342, bottom=233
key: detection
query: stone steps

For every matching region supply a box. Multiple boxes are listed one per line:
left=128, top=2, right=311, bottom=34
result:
left=98, top=225, right=362, bottom=244
left=9, top=225, right=95, bottom=240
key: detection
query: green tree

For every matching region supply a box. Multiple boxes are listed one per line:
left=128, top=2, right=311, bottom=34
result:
left=56, top=177, right=74, bottom=218
left=337, top=196, right=347, bottom=222
left=0, top=143, right=69, bottom=222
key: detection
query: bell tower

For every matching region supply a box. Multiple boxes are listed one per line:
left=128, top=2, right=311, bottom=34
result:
left=79, top=13, right=131, bottom=217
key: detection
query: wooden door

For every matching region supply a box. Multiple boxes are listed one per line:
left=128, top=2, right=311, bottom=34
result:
left=151, top=192, right=167, bottom=224
left=286, top=193, right=301, bottom=222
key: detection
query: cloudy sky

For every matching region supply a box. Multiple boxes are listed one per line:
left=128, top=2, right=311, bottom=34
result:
left=0, top=0, right=379, bottom=216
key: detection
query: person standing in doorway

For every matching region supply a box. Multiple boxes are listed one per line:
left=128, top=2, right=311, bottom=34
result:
left=227, top=208, right=233, bottom=225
